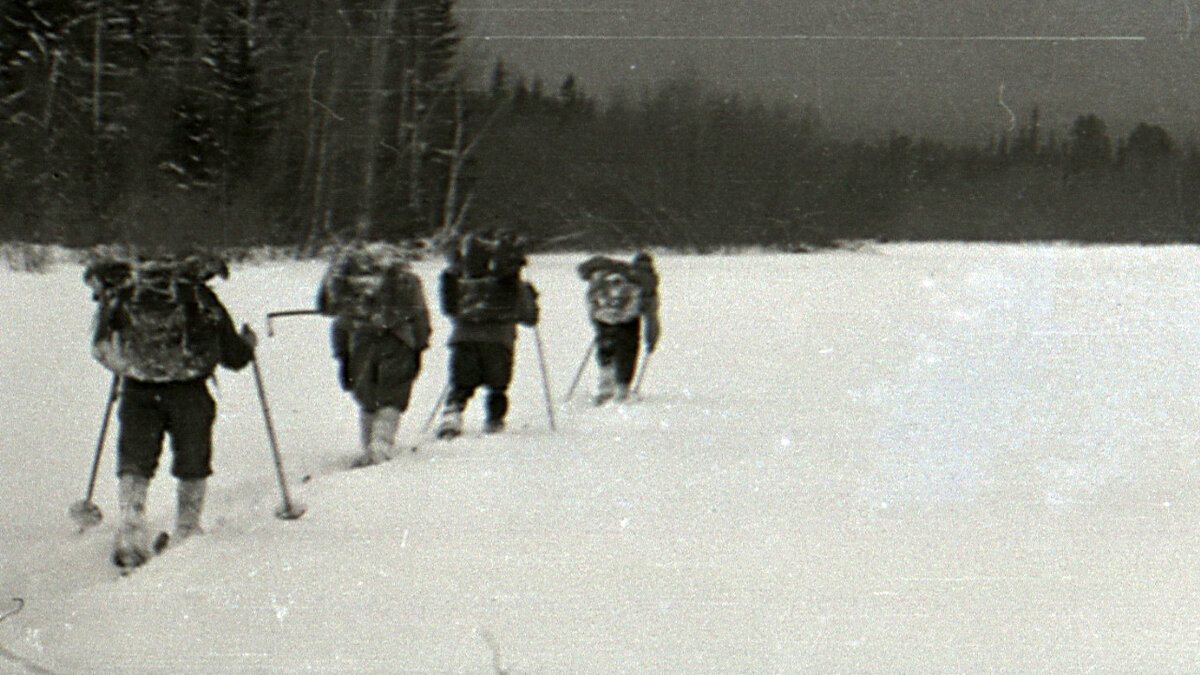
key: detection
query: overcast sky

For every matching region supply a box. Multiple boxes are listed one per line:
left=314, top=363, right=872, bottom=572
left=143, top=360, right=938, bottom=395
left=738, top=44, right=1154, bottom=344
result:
left=455, top=0, right=1200, bottom=143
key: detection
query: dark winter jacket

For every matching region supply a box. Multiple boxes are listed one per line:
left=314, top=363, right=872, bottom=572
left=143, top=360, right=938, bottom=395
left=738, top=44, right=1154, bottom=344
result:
left=440, top=268, right=539, bottom=349
left=318, top=268, right=432, bottom=406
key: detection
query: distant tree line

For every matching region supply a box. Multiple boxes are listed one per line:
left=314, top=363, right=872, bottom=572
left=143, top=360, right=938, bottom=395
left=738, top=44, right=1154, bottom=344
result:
left=4, top=1, right=1199, bottom=252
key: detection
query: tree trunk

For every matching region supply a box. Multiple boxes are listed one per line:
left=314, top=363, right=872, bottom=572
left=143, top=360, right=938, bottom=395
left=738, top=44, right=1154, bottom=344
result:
left=440, top=85, right=465, bottom=234
left=357, top=0, right=401, bottom=239
left=304, top=51, right=345, bottom=253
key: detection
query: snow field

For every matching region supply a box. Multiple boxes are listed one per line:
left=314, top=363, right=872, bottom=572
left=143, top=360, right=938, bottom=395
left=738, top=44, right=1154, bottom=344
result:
left=0, top=245, right=1198, bottom=671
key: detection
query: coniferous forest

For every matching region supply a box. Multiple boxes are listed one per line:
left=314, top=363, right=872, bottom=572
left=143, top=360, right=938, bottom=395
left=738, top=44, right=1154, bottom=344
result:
left=4, top=1, right=1199, bottom=253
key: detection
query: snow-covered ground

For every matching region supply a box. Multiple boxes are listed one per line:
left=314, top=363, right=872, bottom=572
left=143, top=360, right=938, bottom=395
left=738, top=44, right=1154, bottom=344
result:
left=1, top=244, right=1198, bottom=672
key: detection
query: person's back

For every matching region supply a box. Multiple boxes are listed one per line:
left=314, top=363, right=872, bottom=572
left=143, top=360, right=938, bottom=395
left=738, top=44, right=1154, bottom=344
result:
left=85, top=252, right=255, bottom=569
left=436, top=230, right=539, bottom=438
left=317, top=242, right=431, bottom=466
left=577, top=251, right=660, bottom=404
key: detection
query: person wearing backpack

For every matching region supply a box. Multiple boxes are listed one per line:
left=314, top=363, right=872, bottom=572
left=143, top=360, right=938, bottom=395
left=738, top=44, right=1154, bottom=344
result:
left=316, top=242, right=431, bottom=467
left=85, top=252, right=257, bottom=570
left=435, top=230, right=540, bottom=439
left=577, top=251, right=660, bottom=405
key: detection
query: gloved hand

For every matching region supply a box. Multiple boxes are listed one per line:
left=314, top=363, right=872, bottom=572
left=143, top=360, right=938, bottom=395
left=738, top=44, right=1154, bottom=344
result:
left=240, top=323, right=258, bottom=350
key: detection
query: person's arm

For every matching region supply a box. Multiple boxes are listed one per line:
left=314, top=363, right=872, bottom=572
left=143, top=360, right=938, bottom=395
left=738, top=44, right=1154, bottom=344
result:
left=518, top=282, right=540, bottom=327
left=210, top=290, right=256, bottom=371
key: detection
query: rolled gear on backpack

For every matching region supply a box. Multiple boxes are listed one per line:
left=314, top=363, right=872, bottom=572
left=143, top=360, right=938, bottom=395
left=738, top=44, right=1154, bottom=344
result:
left=579, top=255, right=646, bottom=325
left=318, top=243, right=421, bottom=323
left=459, top=230, right=527, bottom=279
left=86, top=253, right=230, bottom=383
left=317, top=242, right=429, bottom=357
left=446, top=230, right=530, bottom=323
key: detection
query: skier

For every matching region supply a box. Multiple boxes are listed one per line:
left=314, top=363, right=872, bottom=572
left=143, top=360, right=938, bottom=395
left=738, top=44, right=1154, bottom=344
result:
left=577, top=250, right=660, bottom=404
left=435, top=230, right=540, bottom=438
left=85, top=251, right=257, bottom=569
left=316, top=241, right=431, bottom=466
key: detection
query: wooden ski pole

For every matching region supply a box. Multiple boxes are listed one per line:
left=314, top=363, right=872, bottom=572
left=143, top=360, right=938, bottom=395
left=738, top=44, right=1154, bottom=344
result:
left=531, top=327, right=557, bottom=431
left=564, top=339, right=597, bottom=401
left=248, top=349, right=305, bottom=520
left=69, top=373, right=120, bottom=531
left=632, top=347, right=653, bottom=395
left=421, top=383, right=451, bottom=434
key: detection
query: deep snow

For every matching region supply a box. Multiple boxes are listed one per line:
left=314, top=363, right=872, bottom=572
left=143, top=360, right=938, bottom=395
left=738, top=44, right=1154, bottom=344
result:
left=1, top=244, right=1198, bottom=672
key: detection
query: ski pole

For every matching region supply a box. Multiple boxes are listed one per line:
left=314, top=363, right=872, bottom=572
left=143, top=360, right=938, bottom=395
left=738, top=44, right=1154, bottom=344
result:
left=69, top=373, right=120, bottom=531
left=633, top=347, right=653, bottom=395
left=564, top=339, right=597, bottom=402
left=531, top=326, right=557, bottom=431
left=421, top=382, right=451, bottom=434
left=266, top=309, right=322, bottom=337
left=248, top=349, right=305, bottom=520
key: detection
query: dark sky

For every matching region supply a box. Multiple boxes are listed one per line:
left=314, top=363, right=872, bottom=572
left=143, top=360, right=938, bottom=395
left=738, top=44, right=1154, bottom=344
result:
left=455, top=0, right=1200, bottom=143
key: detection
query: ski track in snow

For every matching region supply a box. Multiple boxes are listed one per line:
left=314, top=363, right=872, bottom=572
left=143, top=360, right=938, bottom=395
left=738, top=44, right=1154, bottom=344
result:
left=0, top=245, right=1198, bottom=671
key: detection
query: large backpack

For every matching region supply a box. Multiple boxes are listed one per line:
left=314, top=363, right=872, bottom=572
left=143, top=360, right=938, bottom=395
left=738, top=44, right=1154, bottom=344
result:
left=580, top=256, right=644, bottom=325
left=320, top=243, right=423, bottom=328
left=87, top=256, right=227, bottom=382
left=451, top=231, right=527, bottom=323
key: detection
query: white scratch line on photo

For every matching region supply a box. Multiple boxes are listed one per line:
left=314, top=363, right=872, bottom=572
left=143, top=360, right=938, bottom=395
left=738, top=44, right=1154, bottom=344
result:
left=470, top=34, right=1147, bottom=42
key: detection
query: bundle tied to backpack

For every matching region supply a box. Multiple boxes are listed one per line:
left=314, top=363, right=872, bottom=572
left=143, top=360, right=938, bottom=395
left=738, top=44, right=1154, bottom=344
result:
left=85, top=254, right=229, bottom=383
left=448, top=231, right=529, bottom=323
left=579, top=255, right=648, bottom=325
left=319, top=243, right=423, bottom=330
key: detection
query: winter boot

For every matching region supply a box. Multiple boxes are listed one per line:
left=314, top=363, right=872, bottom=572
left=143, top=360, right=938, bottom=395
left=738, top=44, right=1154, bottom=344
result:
left=483, top=391, right=508, bottom=434
left=358, top=408, right=375, bottom=454
left=351, top=408, right=381, bottom=467
left=436, top=407, right=463, bottom=440
left=593, top=365, right=617, bottom=406
left=614, top=382, right=631, bottom=403
left=112, top=473, right=152, bottom=568
left=353, top=406, right=400, bottom=466
left=174, top=478, right=207, bottom=540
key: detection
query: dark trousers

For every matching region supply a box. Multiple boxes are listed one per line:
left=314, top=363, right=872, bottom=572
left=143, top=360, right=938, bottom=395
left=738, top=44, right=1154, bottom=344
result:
left=445, top=342, right=513, bottom=423
left=595, top=320, right=641, bottom=386
left=116, top=378, right=215, bottom=480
